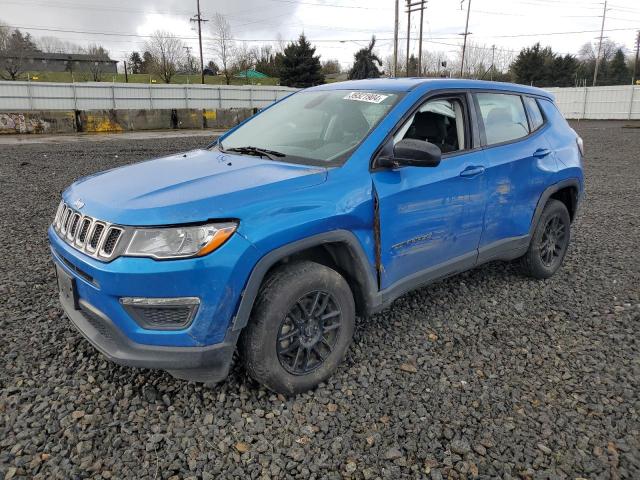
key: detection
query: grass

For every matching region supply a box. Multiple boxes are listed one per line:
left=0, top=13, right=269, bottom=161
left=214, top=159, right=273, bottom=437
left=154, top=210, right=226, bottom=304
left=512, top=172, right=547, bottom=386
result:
left=8, top=71, right=282, bottom=86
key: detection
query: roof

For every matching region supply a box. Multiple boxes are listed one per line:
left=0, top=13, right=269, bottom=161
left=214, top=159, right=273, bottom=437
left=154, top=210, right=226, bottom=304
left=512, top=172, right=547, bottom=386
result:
left=234, top=69, right=269, bottom=78
left=0, top=52, right=117, bottom=63
left=310, top=77, right=553, bottom=99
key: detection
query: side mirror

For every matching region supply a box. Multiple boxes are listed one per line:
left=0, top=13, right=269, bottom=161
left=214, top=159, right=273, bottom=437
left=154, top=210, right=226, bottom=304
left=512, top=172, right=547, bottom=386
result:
left=379, top=138, right=441, bottom=168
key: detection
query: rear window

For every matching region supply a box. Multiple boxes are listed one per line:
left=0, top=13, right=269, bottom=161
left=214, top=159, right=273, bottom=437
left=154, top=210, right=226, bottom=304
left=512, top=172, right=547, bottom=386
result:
left=476, top=93, right=530, bottom=146
left=524, top=96, right=544, bottom=131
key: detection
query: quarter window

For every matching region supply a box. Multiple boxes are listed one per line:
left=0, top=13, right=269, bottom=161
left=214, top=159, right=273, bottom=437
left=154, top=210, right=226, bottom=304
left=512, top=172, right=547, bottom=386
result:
left=394, top=97, right=466, bottom=154
left=524, top=96, right=544, bottom=131
left=476, top=93, right=530, bottom=146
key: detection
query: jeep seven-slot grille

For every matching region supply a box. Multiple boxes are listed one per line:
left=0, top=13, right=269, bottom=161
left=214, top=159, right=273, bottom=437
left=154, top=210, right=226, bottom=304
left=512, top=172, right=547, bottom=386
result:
left=52, top=201, right=125, bottom=261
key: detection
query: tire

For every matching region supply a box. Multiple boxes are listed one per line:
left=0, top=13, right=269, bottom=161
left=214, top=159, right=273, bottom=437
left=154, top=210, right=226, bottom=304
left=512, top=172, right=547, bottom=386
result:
left=239, top=261, right=355, bottom=395
left=521, top=199, right=571, bottom=279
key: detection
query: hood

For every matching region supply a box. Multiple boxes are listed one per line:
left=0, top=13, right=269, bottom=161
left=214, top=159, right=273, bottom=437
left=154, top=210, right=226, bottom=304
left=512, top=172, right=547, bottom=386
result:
left=63, top=149, right=327, bottom=226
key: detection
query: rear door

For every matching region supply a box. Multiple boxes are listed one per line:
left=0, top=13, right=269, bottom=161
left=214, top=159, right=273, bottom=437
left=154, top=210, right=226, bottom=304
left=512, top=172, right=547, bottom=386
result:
left=473, top=91, right=558, bottom=259
left=371, top=92, right=488, bottom=290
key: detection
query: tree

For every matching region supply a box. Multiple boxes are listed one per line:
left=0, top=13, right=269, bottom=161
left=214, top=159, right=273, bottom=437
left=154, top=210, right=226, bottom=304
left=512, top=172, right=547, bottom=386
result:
left=141, top=51, right=154, bottom=74
left=254, top=45, right=283, bottom=77
left=608, top=48, right=630, bottom=85
left=348, top=36, right=382, bottom=80
left=0, top=21, right=10, bottom=51
left=211, top=13, right=235, bottom=85
left=144, top=31, right=185, bottom=83
left=37, top=36, right=84, bottom=54
left=206, top=60, right=219, bottom=75
left=280, top=34, right=324, bottom=88
left=321, top=59, right=341, bottom=75
left=0, top=29, right=40, bottom=80
left=86, top=44, right=111, bottom=81
left=511, top=43, right=555, bottom=86
left=128, top=51, right=143, bottom=74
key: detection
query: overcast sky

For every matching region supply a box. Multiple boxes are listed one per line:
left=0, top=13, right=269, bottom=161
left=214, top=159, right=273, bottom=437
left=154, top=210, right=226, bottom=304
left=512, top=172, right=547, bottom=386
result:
left=2, top=0, right=639, bottom=70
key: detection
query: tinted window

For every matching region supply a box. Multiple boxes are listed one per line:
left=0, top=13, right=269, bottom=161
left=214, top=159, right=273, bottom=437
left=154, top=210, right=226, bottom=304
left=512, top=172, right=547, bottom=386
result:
left=476, top=93, right=529, bottom=145
left=524, top=96, right=544, bottom=131
left=394, top=97, right=466, bottom=153
left=219, top=90, right=400, bottom=166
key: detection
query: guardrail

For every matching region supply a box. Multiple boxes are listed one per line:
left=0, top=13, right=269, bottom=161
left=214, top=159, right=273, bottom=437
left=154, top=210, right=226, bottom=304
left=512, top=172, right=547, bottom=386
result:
left=545, top=85, right=639, bottom=120
left=0, top=81, right=298, bottom=111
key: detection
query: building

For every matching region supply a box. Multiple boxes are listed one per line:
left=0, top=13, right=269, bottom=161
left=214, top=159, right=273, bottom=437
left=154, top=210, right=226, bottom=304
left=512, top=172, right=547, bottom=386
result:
left=0, top=52, right=118, bottom=74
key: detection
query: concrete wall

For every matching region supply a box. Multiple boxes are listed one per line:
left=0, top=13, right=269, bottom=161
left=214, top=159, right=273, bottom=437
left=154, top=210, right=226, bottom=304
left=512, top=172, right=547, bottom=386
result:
left=0, top=108, right=254, bottom=135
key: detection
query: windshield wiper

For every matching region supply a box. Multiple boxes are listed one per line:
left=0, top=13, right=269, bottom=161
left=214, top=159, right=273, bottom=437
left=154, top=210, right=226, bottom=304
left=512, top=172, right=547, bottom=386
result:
left=224, top=146, right=286, bottom=160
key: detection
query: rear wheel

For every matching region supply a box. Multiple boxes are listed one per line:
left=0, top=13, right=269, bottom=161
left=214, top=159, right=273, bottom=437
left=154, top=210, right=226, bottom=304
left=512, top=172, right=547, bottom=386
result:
left=240, top=261, right=355, bottom=395
left=521, top=199, right=571, bottom=279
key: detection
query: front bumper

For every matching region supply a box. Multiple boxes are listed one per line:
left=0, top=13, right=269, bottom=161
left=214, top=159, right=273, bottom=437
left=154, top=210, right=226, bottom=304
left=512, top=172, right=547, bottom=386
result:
left=49, top=224, right=258, bottom=382
left=60, top=290, right=238, bottom=382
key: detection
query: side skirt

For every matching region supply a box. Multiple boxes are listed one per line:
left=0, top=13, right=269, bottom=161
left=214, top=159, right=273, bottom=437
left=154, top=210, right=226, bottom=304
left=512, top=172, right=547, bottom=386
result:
left=373, top=235, right=530, bottom=314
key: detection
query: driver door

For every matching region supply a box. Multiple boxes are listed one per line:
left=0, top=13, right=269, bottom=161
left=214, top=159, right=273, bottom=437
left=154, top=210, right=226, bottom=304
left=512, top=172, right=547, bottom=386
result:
left=371, top=93, right=488, bottom=291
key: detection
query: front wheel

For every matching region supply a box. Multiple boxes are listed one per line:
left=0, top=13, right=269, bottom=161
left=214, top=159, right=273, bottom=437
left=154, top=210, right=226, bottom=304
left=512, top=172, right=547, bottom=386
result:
left=240, top=261, right=355, bottom=395
left=521, top=199, right=571, bottom=279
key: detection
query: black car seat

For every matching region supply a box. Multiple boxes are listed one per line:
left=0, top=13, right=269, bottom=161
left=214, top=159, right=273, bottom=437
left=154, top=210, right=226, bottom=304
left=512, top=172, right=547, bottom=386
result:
left=406, top=111, right=456, bottom=152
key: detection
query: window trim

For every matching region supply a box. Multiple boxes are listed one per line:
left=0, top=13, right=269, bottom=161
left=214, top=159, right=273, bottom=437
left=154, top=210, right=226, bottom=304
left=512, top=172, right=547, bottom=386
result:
left=522, top=95, right=546, bottom=133
left=371, top=88, right=481, bottom=171
left=471, top=90, right=553, bottom=149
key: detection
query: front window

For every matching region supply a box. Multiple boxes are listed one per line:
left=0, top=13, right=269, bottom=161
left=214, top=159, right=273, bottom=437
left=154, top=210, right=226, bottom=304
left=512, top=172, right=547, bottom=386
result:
left=218, top=90, right=400, bottom=166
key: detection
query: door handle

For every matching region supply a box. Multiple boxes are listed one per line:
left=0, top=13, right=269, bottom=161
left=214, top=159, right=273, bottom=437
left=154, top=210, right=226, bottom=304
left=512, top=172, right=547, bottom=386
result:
left=459, top=165, right=485, bottom=177
left=533, top=148, right=551, bottom=158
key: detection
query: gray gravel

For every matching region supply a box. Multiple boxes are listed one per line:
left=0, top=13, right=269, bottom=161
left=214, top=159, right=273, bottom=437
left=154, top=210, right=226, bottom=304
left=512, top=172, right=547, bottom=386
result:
left=1, top=121, right=639, bottom=479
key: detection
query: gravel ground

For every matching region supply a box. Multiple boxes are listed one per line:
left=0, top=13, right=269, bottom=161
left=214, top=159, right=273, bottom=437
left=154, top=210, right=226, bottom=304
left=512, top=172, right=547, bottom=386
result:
left=1, top=121, right=639, bottom=479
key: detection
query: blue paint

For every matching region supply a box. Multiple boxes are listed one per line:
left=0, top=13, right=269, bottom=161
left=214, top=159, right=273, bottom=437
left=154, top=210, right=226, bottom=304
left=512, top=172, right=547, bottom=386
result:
left=50, top=78, right=583, bottom=359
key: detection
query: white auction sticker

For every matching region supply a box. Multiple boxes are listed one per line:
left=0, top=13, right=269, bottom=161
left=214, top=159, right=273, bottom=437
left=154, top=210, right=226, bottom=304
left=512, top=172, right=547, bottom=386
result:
left=343, top=92, right=389, bottom=104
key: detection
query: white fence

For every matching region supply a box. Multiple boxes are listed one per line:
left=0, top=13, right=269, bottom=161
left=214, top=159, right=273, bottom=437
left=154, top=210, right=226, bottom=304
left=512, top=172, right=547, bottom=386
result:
left=1, top=81, right=639, bottom=120
left=545, top=85, right=640, bottom=120
left=0, top=81, right=298, bottom=111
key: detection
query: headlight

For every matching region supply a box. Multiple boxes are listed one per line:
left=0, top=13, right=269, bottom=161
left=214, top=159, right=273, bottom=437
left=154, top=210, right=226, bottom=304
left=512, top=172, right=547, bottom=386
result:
left=124, top=222, right=237, bottom=259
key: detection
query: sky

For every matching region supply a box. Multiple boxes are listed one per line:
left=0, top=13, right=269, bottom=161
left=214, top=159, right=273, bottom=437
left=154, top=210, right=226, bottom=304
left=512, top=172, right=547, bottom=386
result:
left=1, top=0, right=639, bottom=72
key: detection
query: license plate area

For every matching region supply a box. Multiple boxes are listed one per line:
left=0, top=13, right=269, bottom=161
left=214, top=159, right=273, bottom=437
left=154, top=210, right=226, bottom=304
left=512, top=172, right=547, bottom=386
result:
left=56, top=265, right=79, bottom=310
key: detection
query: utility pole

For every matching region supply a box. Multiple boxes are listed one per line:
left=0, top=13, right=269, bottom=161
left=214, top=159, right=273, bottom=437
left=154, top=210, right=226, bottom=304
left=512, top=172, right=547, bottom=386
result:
left=459, top=0, right=472, bottom=78
left=190, top=0, right=208, bottom=85
left=418, top=0, right=425, bottom=76
left=405, top=1, right=427, bottom=77
left=124, top=61, right=129, bottom=83
left=406, top=0, right=411, bottom=77
left=632, top=30, right=640, bottom=86
left=393, top=0, right=399, bottom=77
left=593, top=0, right=608, bottom=86
left=490, top=44, right=496, bottom=81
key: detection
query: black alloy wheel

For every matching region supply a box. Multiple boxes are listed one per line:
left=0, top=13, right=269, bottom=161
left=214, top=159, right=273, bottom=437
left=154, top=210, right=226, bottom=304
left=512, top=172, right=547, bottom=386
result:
left=539, top=214, right=567, bottom=268
left=276, top=291, right=342, bottom=375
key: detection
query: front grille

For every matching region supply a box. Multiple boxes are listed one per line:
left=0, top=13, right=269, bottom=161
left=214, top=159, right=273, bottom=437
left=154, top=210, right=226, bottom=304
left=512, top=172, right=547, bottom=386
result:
left=88, top=223, right=105, bottom=251
left=100, top=228, right=122, bottom=256
left=52, top=200, right=126, bottom=262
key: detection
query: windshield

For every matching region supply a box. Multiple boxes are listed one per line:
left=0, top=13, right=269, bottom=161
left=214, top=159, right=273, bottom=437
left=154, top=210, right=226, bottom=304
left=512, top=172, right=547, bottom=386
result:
left=218, top=90, right=400, bottom=166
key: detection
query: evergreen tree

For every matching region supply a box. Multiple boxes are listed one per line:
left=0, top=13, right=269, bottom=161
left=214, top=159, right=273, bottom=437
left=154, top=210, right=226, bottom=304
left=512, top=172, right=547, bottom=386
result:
left=607, top=49, right=630, bottom=85
left=128, top=51, right=143, bottom=74
left=549, top=54, right=579, bottom=87
left=280, top=34, right=324, bottom=88
left=511, top=43, right=555, bottom=86
left=348, top=36, right=382, bottom=80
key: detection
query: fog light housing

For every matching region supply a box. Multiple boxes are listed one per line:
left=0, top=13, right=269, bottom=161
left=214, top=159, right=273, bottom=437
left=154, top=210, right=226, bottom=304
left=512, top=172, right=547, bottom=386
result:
left=120, top=297, right=200, bottom=330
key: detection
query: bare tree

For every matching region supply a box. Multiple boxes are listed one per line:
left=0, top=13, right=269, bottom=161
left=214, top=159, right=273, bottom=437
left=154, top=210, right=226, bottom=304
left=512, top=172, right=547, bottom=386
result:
left=0, top=28, right=39, bottom=80
left=86, top=44, right=111, bottom=81
left=210, top=13, right=235, bottom=85
left=0, top=21, right=10, bottom=51
left=233, top=42, right=255, bottom=84
left=37, top=36, right=84, bottom=54
left=419, top=50, right=449, bottom=76
left=144, top=31, right=186, bottom=83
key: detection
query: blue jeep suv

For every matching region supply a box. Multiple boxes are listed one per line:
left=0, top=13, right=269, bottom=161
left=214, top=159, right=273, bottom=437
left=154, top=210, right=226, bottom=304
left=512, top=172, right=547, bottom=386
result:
left=49, top=79, right=584, bottom=394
